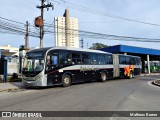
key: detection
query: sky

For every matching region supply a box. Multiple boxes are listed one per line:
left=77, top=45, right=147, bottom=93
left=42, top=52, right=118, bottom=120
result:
left=1, top=0, right=160, bottom=49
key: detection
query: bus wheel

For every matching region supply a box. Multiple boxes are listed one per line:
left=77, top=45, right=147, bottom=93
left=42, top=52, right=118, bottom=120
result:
left=101, top=72, right=107, bottom=82
left=62, top=74, right=71, bottom=87
left=129, top=72, right=133, bottom=79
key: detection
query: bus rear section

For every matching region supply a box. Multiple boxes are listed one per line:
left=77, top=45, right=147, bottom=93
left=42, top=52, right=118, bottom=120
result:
left=113, top=54, right=141, bottom=79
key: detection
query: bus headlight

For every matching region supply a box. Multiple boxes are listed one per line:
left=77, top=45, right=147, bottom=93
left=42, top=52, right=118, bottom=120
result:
left=36, top=75, right=47, bottom=82
left=36, top=76, right=43, bottom=81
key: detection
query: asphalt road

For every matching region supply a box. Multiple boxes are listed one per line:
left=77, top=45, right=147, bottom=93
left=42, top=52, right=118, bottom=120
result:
left=0, top=75, right=160, bottom=120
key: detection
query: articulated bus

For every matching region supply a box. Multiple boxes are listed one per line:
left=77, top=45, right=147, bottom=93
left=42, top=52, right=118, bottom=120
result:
left=22, top=47, right=141, bottom=87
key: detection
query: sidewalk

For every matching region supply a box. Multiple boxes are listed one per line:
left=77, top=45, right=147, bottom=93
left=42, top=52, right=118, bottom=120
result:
left=140, top=73, right=160, bottom=76
left=0, top=82, right=24, bottom=92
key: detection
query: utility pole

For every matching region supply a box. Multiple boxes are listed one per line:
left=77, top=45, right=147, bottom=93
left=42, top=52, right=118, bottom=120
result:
left=25, top=21, right=29, bottom=50
left=40, top=0, right=44, bottom=48
left=36, top=0, right=54, bottom=48
left=80, top=38, right=84, bottom=48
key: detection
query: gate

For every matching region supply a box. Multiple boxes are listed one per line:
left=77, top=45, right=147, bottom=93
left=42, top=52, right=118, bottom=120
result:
left=0, top=59, right=7, bottom=82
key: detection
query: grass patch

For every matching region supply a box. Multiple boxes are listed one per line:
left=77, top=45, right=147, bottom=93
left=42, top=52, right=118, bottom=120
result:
left=8, top=78, right=22, bottom=82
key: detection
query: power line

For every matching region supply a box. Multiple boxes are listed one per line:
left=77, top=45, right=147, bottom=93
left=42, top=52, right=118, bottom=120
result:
left=51, top=0, right=160, bottom=27
left=47, top=25, right=160, bottom=42
left=0, top=16, right=25, bottom=25
left=43, top=21, right=54, bottom=34
left=1, top=16, right=160, bottom=43
left=0, top=19, right=39, bottom=38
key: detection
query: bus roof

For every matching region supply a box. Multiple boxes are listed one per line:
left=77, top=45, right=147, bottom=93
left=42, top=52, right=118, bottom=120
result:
left=49, top=46, right=111, bottom=54
left=118, top=54, right=141, bottom=58
left=28, top=46, right=111, bottom=54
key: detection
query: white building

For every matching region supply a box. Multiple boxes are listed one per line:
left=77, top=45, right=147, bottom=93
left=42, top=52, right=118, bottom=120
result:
left=54, top=9, right=79, bottom=48
left=0, top=45, right=19, bottom=57
left=0, top=45, right=19, bottom=74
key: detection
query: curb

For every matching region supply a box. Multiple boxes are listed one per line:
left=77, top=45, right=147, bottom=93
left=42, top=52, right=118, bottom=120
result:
left=0, top=88, right=20, bottom=92
left=152, top=80, right=160, bottom=87
left=140, top=73, right=160, bottom=76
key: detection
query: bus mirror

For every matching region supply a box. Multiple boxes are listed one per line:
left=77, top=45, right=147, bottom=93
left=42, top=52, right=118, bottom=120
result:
left=46, top=67, right=48, bottom=71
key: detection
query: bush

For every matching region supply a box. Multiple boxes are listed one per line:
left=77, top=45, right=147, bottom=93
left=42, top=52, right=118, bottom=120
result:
left=8, top=73, right=22, bottom=82
left=11, top=73, right=18, bottom=79
left=8, top=78, right=22, bottom=82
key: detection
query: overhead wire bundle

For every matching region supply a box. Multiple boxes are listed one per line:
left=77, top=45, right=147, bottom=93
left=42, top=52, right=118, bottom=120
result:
left=46, top=0, right=160, bottom=43
left=44, top=24, right=160, bottom=43
left=0, top=16, right=39, bottom=38
left=2, top=0, right=160, bottom=44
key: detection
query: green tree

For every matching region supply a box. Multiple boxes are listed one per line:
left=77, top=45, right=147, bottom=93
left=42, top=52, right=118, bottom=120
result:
left=89, top=42, right=108, bottom=49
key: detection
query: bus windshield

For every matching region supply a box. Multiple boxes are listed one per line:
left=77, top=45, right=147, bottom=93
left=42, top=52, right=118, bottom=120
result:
left=23, top=58, right=44, bottom=72
left=22, top=52, right=45, bottom=75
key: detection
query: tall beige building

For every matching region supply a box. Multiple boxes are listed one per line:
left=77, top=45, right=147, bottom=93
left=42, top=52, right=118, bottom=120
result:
left=54, top=9, right=79, bottom=48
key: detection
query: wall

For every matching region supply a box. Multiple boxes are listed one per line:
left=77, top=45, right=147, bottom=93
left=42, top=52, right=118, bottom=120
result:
left=7, top=57, right=19, bottom=75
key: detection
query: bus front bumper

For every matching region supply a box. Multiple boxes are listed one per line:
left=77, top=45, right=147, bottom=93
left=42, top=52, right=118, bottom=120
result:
left=22, top=76, right=47, bottom=87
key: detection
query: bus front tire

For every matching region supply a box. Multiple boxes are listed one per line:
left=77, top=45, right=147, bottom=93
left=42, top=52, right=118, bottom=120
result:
left=101, top=72, right=107, bottom=82
left=62, top=74, right=71, bottom=87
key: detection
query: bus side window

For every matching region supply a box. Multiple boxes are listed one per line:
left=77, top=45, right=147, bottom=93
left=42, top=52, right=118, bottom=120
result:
left=126, top=57, right=131, bottom=64
left=135, top=58, right=137, bottom=65
left=119, top=56, right=126, bottom=64
left=47, top=51, right=59, bottom=66
left=82, top=53, right=90, bottom=65
left=90, top=54, right=98, bottom=65
left=108, top=55, right=113, bottom=64
left=60, top=52, right=65, bottom=64
left=52, top=56, right=58, bottom=65
left=47, top=55, right=51, bottom=65
left=66, top=52, right=72, bottom=64
left=134, top=58, right=137, bottom=65
left=60, top=51, right=72, bottom=65
left=72, top=53, right=81, bottom=65
left=105, top=55, right=113, bottom=64
left=98, top=55, right=105, bottom=65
